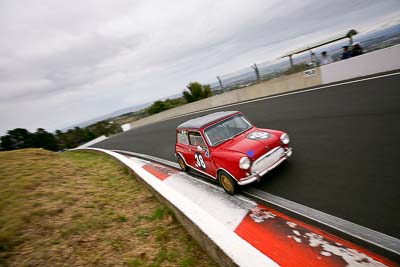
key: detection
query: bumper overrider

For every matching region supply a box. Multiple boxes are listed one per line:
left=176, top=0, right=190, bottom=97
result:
left=238, top=147, right=293, bottom=186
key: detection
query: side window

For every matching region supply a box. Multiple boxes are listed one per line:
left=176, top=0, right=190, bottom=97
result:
left=188, top=131, right=206, bottom=148
left=177, top=130, right=189, bottom=145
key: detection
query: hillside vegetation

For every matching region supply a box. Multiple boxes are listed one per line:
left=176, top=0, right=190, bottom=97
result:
left=0, top=149, right=216, bottom=266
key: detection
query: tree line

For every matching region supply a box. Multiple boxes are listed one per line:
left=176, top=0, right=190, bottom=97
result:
left=0, top=121, right=121, bottom=152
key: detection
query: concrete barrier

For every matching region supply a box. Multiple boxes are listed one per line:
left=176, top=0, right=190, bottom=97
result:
left=128, top=68, right=322, bottom=129
left=320, top=44, right=400, bottom=84
left=121, top=123, right=131, bottom=132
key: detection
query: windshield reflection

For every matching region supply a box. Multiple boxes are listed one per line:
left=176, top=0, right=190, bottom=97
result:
left=204, top=115, right=252, bottom=146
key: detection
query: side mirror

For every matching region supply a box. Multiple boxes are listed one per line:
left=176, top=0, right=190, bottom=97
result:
left=196, top=146, right=203, bottom=152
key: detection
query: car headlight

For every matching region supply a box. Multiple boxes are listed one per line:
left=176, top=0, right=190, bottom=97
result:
left=239, top=157, right=251, bottom=170
left=280, top=133, right=290, bottom=145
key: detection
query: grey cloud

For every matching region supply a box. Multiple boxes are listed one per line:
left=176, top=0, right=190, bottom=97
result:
left=1, top=30, right=144, bottom=101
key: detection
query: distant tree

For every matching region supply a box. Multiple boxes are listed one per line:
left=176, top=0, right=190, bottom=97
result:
left=55, top=130, right=68, bottom=150
left=147, top=100, right=169, bottom=115
left=31, top=128, right=59, bottom=151
left=53, top=128, right=80, bottom=149
left=182, top=82, right=212, bottom=103
left=167, top=98, right=186, bottom=108
left=72, top=127, right=92, bottom=143
left=146, top=98, right=185, bottom=115
left=59, top=127, right=92, bottom=148
left=88, top=121, right=121, bottom=137
left=0, top=128, right=33, bottom=150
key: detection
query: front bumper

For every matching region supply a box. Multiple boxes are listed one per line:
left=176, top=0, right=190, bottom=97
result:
left=237, top=147, right=292, bottom=186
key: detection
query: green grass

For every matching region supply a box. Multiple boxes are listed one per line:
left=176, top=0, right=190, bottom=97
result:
left=0, top=149, right=217, bottom=266
left=125, top=257, right=145, bottom=266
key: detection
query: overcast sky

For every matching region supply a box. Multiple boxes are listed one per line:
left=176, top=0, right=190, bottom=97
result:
left=1, top=0, right=399, bottom=135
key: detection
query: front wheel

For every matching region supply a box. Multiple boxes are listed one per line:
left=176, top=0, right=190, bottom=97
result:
left=177, top=155, right=189, bottom=172
left=218, top=171, right=238, bottom=195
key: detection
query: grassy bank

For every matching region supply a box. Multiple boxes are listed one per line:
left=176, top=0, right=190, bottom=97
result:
left=0, top=149, right=216, bottom=266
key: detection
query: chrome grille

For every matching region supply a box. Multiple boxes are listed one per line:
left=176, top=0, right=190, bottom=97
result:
left=251, top=147, right=284, bottom=174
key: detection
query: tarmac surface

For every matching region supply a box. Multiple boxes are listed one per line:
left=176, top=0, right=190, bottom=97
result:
left=93, top=72, right=400, bottom=239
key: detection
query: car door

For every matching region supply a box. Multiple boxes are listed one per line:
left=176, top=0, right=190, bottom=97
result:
left=188, top=131, right=212, bottom=176
left=176, top=129, right=192, bottom=165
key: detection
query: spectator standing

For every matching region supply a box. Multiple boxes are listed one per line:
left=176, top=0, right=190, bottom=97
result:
left=319, top=51, right=333, bottom=65
left=341, top=46, right=351, bottom=60
left=351, top=43, right=364, bottom=57
left=310, top=52, right=318, bottom=66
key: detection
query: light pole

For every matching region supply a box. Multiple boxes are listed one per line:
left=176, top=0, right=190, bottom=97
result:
left=217, top=76, right=224, bottom=91
left=251, top=64, right=261, bottom=81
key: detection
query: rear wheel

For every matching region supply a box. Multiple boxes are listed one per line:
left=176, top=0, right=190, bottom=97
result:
left=218, top=171, right=238, bottom=195
left=177, top=155, right=189, bottom=172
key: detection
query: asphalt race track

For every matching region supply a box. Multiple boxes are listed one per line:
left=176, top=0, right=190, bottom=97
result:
left=93, top=72, right=400, bottom=239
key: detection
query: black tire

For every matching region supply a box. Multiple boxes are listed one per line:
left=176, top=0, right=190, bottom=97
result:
left=177, top=155, right=189, bottom=172
left=218, top=171, right=238, bottom=195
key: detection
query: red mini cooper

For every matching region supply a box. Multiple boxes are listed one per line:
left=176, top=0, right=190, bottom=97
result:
left=175, top=111, right=292, bottom=194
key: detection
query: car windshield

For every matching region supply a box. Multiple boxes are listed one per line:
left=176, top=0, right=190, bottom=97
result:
left=204, top=114, right=252, bottom=146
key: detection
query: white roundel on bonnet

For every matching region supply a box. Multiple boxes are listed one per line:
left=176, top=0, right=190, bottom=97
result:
left=247, top=131, right=270, bottom=140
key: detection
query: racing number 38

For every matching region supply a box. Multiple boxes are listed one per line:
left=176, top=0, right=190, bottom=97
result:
left=194, top=152, right=206, bottom=170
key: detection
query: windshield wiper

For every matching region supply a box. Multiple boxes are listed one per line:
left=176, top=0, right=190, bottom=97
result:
left=213, top=137, right=233, bottom=146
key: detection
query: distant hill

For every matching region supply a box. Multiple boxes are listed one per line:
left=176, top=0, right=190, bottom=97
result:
left=61, top=102, right=152, bottom=131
